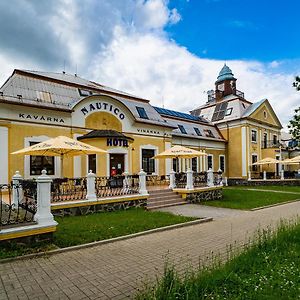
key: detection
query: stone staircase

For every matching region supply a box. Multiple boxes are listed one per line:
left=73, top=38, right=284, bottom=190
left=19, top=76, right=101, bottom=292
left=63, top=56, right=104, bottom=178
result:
left=147, top=189, right=187, bottom=210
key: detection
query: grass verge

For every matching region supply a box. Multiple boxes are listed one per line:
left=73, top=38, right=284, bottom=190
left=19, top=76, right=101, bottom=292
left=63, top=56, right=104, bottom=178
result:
left=0, top=208, right=196, bottom=260
left=136, top=219, right=300, bottom=300
left=202, top=188, right=300, bottom=210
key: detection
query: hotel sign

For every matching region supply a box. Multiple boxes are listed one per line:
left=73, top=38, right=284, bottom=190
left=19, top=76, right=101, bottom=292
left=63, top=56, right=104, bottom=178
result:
left=107, top=138, right=129, bottom=147
left=81, top=102, right=125, bottom=120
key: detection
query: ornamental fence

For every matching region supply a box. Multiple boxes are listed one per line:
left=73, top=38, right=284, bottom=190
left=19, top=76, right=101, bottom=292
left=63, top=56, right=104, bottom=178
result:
left=51, top=177, right=87, bottom=202
left=96, top=175, right=139, bottom=198
left=0, top=181, right=37, bottom=228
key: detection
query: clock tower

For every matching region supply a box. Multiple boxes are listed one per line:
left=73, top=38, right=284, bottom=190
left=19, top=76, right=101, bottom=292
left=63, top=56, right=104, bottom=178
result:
left=215, top=64, right=237, bottom=101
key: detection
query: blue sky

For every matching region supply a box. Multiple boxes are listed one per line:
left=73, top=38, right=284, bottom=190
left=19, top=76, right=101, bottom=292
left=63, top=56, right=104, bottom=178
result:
left=168, top=0, right=299, bottom=63
left=0, top=0, right=298, bottom=128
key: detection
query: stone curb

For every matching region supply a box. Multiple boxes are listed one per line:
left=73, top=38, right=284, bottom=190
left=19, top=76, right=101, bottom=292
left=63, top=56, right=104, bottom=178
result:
left=0, top=217, right=213, bottom=264
left=250, top=199, right=300, bottom=211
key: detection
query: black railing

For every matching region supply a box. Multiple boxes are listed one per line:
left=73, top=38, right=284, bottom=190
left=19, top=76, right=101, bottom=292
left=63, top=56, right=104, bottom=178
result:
left=261, top=140, right=281, bottom=149
left=146, top=175, right=170, bottom=186
left=213, top=171, right=223, bottom=185
left=96, top=175, right=139, bottom=198
left=175, top=173, right=187, bottom=188
left=51, top=177, right=87, bottom=202
left=193, top=172, right=207, bottom=187
left=0, top=183, right=36, bottom=228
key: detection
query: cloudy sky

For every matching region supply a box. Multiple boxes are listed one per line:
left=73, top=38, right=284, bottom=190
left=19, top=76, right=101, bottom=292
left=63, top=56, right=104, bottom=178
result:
left=0, top=0, right=299, bottom=128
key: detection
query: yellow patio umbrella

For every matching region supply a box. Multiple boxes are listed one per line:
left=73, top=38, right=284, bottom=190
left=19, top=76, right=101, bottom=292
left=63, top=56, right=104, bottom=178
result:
left=12, top=135, right=107, bottom=177
left=252, top=157, right=279, bottom=165
left=153, top=145, right=207, bottom=159
left=153, top=145, right=207, bottom=171
left=282, top=155, right=300, bottom=164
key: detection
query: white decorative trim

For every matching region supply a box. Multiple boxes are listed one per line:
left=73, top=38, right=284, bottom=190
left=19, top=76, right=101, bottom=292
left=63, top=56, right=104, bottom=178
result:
left=86, top=154, right=98, bottom=174
left=139, top=145, right=159, bottom=175
left=242, top=127, right=247, bottom=176
left=73, top=134, right=82, bottom=177
left=106, top=148, right=129, bottom=177
left=164, top=142, right=171, bottom=175
left=24, top=136, right=61, bottom=179
left=0, top=127, right=8, bottom=184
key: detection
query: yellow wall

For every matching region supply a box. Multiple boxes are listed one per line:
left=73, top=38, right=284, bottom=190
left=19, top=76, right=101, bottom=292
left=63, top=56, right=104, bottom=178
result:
left=85, top=112, right=122, bottom=131
left=9, top=123, right=73, bottom=179
left=220, top=127, right=242, bottom=178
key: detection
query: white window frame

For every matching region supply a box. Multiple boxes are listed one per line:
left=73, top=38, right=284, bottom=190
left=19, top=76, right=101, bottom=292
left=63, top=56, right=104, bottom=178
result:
left=219, top=155, right=225, bottom=172
left=207, top=154, right=214, bottom=171
left=139, top=145, right=159, bottom=175
left=86, top=154, right=98, bottom=174
left=251, top=128, right=258, bottom=143
left=24, top=135, right=61, bottom=179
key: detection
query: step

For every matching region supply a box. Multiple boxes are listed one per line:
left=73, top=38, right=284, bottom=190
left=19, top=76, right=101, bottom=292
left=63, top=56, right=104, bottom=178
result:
left=148, top=193, right=182, bottom=200
left=148, top=196, right=182, bottom=204
left=148, top=189, right=173, bottom=195
left=147, top=201, right=187, bottom=210
left=148, top=197, right=185, bottom=206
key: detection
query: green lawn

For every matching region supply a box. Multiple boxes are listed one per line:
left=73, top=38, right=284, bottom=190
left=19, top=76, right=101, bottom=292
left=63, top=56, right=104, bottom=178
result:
left=240, top=185, right=300, bottom=193
left=202, top=187, right=300, bottom=210
left=136, top=220, right=300, bottom=300
left=0, top=208, right=196, bottom=259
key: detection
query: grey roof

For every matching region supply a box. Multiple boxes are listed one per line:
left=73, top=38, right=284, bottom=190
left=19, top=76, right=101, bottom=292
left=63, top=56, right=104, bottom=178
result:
left=162, top=116, right=224, bottom=141
left=0, top=69, right=175, bottom=128
left=20, top=70, right=142, bottom=99
left=242, top=99, right=266, bottom=117
left=77, top=130, right=133, bottom=140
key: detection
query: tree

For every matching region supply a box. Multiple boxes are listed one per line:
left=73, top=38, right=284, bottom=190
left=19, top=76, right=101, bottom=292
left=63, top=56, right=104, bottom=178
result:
left=288, top=77, right=300, bottom=140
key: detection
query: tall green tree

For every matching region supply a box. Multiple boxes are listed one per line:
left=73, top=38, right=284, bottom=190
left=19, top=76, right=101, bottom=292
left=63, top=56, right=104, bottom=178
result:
left=288, top=77, right=300, bottom=140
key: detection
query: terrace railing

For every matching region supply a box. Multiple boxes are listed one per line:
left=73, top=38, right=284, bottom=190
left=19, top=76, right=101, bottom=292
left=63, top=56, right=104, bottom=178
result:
left=175, top=172, right=187, bottom=188
left=146, top=175, right=170, bottom=186
left=51, top=177, right=87, bottom=202
left=193, top=172, right=207, bottom=187
left=0, top=182, right=36, bottom=228
left=95, top=175, right=139, bottom=198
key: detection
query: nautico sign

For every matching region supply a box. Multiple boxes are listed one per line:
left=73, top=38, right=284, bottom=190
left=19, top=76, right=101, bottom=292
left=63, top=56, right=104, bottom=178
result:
left=81, top=102, right=125, bottom=120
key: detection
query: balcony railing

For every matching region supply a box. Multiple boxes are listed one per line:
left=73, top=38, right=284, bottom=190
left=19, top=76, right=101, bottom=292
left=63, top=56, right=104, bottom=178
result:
left=207, top=89, right=245, bottom=102
left=261, top=140, right=281, bottom=149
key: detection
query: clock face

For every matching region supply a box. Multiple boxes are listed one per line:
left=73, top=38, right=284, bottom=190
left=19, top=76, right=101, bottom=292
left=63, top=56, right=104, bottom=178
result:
left=218, top=83, right=224, bottom=91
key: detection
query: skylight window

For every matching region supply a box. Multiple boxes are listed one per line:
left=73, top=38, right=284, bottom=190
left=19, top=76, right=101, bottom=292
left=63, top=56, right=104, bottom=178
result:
left=212, top=102, right=228, bottom=121
left=78, top=89, right=92, bottom=97
left=178, top=125, right=187, bottom=134
left=204, top=129, right=215, bottom=138
left=225, top=108, right=233, bottom=116
left=194, top=127, right=202, bottom=136
left=136, top=107, right=149, bottom=119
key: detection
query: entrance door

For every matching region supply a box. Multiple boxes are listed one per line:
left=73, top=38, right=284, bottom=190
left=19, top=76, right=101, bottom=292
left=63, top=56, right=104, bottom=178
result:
left=110, top=154, right=125, bottom=176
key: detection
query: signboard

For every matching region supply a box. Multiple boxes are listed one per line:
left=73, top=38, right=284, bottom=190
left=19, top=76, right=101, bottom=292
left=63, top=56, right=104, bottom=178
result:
left=107, top=138, right=129, bottom=147
left=81, top=102, right=125, bottom=120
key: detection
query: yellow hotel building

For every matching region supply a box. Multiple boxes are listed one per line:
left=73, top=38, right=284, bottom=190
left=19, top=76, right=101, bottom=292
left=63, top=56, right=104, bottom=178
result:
left=0, top=65, right=282, bottom=184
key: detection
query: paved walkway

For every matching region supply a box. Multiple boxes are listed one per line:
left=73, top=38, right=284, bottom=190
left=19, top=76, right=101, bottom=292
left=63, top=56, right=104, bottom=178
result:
left=1, top=202, right=300, bottom=300
left=156, top=204, right=247, bottom=219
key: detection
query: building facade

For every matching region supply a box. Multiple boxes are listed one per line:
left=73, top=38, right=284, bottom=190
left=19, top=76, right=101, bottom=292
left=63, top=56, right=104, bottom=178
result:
left=191, top=64, right=282, bottom=179
left=0, top=69, right=226, bottom=184
left=0, top=66, right=283, bottom=184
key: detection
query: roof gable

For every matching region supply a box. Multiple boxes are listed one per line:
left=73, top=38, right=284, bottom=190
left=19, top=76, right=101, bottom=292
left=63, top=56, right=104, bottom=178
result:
left=243, top=99, right=282, bottom=128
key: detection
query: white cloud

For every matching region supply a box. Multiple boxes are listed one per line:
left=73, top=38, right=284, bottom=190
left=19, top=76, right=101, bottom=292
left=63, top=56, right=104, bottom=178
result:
left=0, top=0, right=298, bottom=130
left=89, top=29, right=299, bottom=129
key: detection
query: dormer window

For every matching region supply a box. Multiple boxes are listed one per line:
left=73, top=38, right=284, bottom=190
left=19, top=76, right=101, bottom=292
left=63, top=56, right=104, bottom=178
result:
left=194, top=127, right=202, bottom=136
left=225, top=108, right=233, bottom=116
left=78, top=89, right=92, bottom=97
left=204, top=129, right=214, bottom=138
left=136, top=107, right=148, bottom=119
left=178, top=125, right=187, bottom=134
